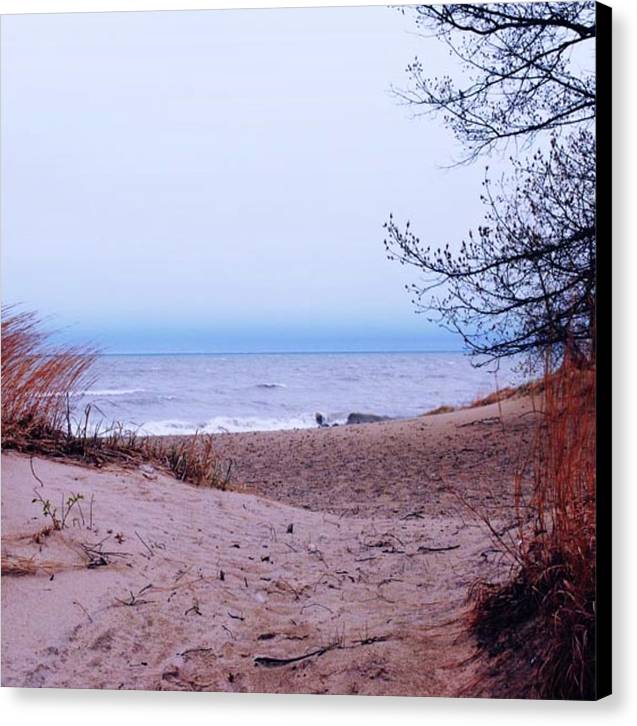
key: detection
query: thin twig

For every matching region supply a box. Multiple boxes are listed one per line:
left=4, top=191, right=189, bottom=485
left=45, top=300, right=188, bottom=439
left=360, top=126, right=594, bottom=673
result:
left=29, top=456, right=45, bottom=488
left=135, top=531, right=154, bottom=558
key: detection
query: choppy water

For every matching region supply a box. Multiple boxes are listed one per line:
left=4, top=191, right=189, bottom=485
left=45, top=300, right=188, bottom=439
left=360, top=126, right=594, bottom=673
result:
left=74, top=352, right=521, bottom=435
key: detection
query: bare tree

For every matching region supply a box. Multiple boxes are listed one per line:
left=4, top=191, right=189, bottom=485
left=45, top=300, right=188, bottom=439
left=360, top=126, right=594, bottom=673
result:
left=385, top=129, right=595, bottom=364
left=385, top=2, right=597, bottom=365
left=397, top=2, right=595, bottom=161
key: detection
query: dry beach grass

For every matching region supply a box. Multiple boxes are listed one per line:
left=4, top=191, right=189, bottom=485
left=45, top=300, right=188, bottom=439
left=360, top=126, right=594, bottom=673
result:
left=467, top=356, right=597, bottom=699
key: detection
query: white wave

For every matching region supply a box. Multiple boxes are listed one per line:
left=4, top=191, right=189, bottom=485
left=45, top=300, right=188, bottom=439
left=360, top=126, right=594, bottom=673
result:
left=78, top=388, right=146, bottom=397
left=138, top=413, right=317, bottom=436
left=136, top=419, right=197, bottom=435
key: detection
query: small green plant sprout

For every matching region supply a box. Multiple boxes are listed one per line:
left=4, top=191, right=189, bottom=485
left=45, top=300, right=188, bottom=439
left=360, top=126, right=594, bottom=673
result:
left=32, top=489, right=85, bottom=530
left=31, top=492, right=59, bottom=529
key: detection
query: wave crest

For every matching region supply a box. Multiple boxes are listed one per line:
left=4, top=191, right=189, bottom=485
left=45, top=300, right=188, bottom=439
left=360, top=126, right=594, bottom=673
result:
left=77, top=388, right=146, bottom=397
left=138, top=413, right=316, bottom=436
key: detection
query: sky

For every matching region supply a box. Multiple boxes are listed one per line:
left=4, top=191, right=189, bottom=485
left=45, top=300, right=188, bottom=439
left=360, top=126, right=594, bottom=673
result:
left=1, top=5, right=491, bottom=353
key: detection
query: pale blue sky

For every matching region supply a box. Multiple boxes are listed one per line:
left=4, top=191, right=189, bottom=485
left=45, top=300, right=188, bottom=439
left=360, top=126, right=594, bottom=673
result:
left=1, top=5, right=488, bottom=353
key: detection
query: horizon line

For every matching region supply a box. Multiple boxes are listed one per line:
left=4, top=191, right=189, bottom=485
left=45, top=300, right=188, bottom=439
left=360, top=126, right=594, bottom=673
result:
left=96, top=348, right=466, bottom=357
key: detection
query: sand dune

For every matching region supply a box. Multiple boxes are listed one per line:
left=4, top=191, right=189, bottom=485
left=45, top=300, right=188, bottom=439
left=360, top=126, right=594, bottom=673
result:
left=1, top=396, right=536, bottom=694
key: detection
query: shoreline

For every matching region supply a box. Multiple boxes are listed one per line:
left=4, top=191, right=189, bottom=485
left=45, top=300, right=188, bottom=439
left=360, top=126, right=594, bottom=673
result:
left=76, top=349, right=524, bottom=438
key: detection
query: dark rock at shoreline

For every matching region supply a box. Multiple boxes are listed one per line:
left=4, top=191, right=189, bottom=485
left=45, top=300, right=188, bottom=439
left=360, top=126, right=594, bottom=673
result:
left=315, top=412, right=328, bottom=428
left=315, top=412, right=391, bottom=428
left=346, top=412, right=391, bottom=425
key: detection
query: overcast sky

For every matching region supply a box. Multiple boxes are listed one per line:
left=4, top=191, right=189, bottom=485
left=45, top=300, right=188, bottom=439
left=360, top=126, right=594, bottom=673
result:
left=1, top=6, right=490, bottom=353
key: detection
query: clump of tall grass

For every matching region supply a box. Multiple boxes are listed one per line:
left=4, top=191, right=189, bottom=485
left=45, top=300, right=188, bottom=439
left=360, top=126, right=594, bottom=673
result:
left=1, top=307, right=231, bottom=489
left=468, top=352, right=596, bottom=699
left=150, top=433, right=233, bottom=488
left=1, top=307, right=96, bottom=444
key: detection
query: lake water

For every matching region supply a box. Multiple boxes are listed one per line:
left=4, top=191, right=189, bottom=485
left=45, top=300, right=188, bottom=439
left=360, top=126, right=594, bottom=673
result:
left=74, top=352, right=521, bottom=435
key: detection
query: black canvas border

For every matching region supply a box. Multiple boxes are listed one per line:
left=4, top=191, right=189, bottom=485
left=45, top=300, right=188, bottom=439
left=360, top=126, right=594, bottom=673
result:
left=595, top=0, right=612, bottom=701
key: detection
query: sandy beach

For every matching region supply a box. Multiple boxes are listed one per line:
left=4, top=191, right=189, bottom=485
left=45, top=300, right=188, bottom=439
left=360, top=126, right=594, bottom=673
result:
left=2, top=395, right=537, bottom=694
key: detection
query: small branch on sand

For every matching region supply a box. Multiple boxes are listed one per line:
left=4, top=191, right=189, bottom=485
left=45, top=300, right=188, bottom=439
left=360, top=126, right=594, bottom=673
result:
left=222, top=624, right=236, bottom=640
left=135, top=531, right=154, bottom=558
left=362, top=532, right=405, bottom=549
left=29, top=456, right=45, bottom=488
left=416, top=544, right=460, bottom=553
left=179, top=646, right=215, bottom=657
left=353, top=634, right=389, bottom=646
left=185, top=598, right=202, bottom=616
left=115, top=584, right=153, bottom=607
left=254, top=631, right=390, bottom=669
left=257, top=632, right=277, bottom=641
left=254, top=642, right=338, bottom=668
left=400, top=510, right=425, bottom=520
left=79, top=540, right=132, bottom=568
left=72, top=599, right=93, bottom=623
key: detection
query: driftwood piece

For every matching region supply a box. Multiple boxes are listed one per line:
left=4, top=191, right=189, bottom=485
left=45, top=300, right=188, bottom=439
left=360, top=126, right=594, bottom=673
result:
left=416, top=544, right=460, bottom=553
left=254, top=643, right=337, bottom=668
